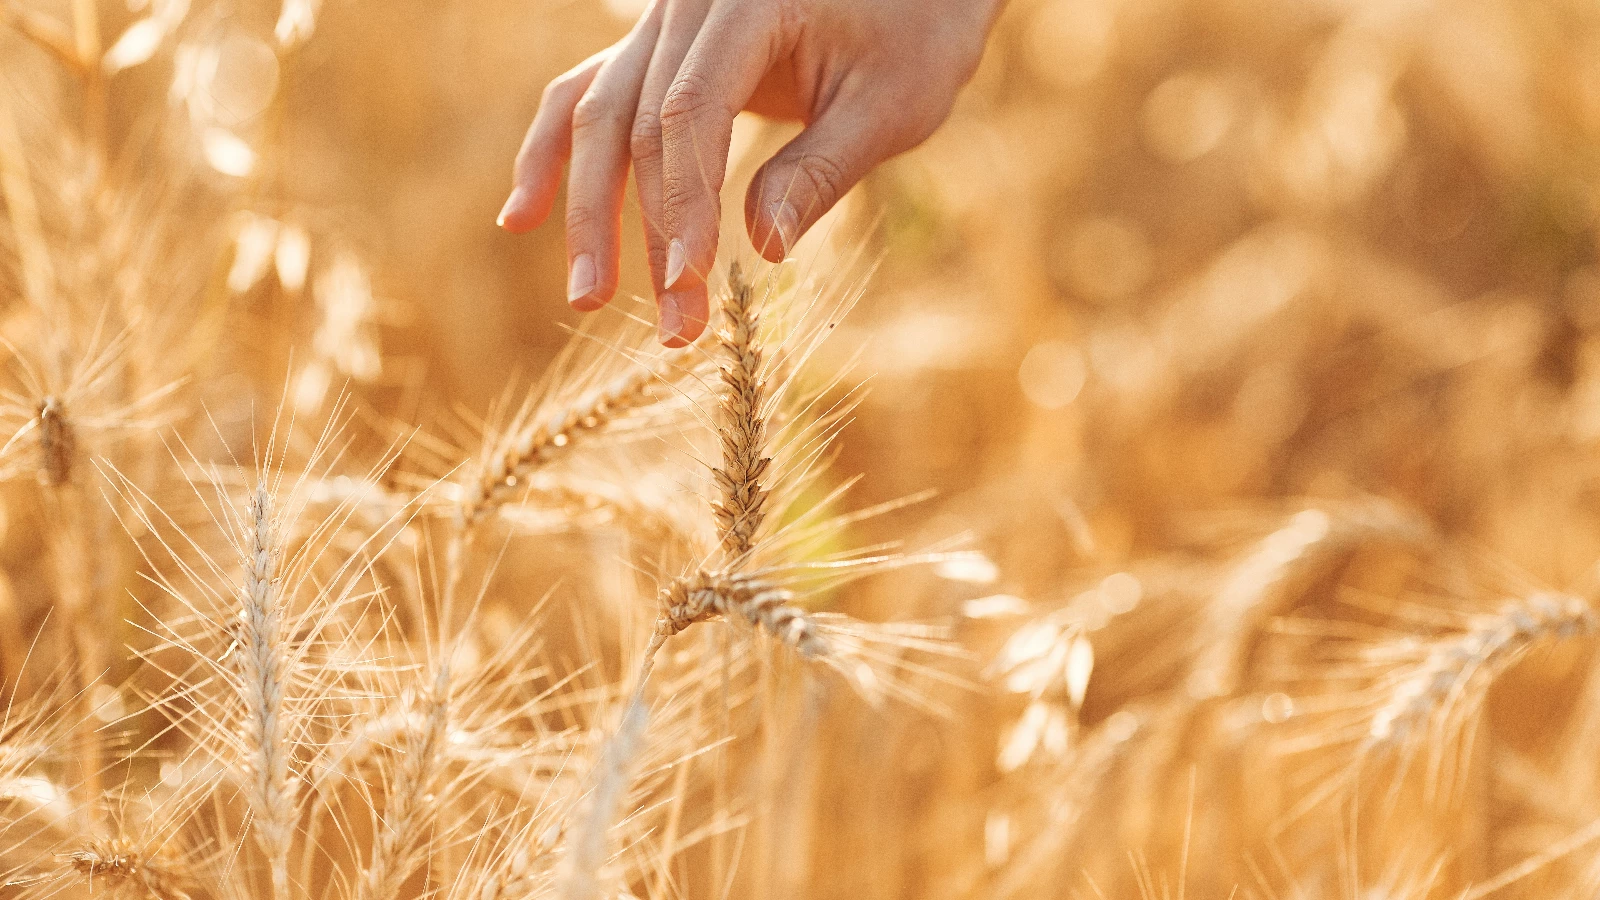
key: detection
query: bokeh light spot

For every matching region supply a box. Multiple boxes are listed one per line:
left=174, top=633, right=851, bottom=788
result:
left=1019, top=340, right=1087, bottom=410
left=1141, top=71, right=1237, bottom=163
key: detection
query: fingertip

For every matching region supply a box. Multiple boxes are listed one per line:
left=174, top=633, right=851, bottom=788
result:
left=657, top=288, right=709, bottom=346
left=748, top=196, right=798, bottom=262
left=496, top=188, right=524, bottom=230
left=672, top=317, right=706, bottom=345
left=497, top=184, right=554, bottom=233
left=567, top=253, right=611, bottom=311
left=657, top=292, right=684, bottom=345
left=663, top=233, right=721, bottom=297
left=752, top=233, right=786, bottom=264
left=678, top=287, right=711, bottom=343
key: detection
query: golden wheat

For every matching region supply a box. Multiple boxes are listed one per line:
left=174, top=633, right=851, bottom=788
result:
left=1, top=0, right=1599, bottom=897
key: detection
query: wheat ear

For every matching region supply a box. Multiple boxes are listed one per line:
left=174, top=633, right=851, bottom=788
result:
left=1368, top=593, right=1598, bottom=747
left=561, top=694, right=649, bottom=900
left=710, top=262, right=770, bottom=561
left=61, top=843, right=191, bottom=900
left=655, top=570, right=829, bottom=659
left=239, top=481, right=296, bottom=900
left=636, top=266, right=822, bottom=684
left=36, top=397, right=104, bottom=824
left=461, top=354, right=686, bottom=528
left=357, top=661, right=450, bottom=900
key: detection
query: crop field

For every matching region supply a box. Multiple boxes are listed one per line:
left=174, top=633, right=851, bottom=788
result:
left=1, top=0, right=1600, bottom=897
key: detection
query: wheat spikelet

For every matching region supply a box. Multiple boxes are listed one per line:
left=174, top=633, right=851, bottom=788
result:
left=35, top=395, right=71, bottom=486
left=710, top=262, right=770, bottom=561
left=108, top=405, right=411, bottom=897
left=1366, top=593, right=1598, bottom=749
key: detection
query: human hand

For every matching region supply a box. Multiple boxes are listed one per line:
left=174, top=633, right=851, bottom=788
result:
left=497, top=0, right=1004, bottom=345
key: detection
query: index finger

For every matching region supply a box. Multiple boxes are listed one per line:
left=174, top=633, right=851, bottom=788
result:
left=499, top=50, right=609, bottom=234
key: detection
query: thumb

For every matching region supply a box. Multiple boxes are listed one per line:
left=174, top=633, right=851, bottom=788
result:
left=744, top=90, right=932, bottom=262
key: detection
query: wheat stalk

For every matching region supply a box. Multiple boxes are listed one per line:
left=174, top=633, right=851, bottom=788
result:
left=36, top=396, right=72, bottom=486
left=32, top=396, right=105, bottom=827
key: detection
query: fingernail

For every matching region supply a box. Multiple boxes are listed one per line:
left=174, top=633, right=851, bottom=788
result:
left=767, top=200, right=800, bottom=256
left=567, top=254, right=597, bottom=305
left=658, top=292, right=684, bottom=344
left=665, top=238, right=688, bottom=289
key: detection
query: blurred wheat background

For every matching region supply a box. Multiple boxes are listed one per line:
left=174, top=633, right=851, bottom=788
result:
left=2, top=0, right=1600, bottom=897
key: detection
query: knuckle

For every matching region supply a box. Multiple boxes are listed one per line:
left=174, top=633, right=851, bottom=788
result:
left=565, top=203, right=601, bottom=237
left=570, top=89, right=617, bottom=135
left=793, top=153, right=849, bottom=207
left=902, top=103, right=949, bottom=148
left=775, top=0, right=803, bottom=37
left=542, top=69, right=581, bottom=106
left=660, top=178, right=694, bottom=217
left=659, top=70, right=714, bottom=129
left=629, top=112, right=662, bottom=162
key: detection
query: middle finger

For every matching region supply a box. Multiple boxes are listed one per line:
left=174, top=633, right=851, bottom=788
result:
left=630, top=0, right=712, bottom=341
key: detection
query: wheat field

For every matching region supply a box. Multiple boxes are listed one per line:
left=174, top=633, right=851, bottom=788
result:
left=1, top=0, right=1600, bottom=897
